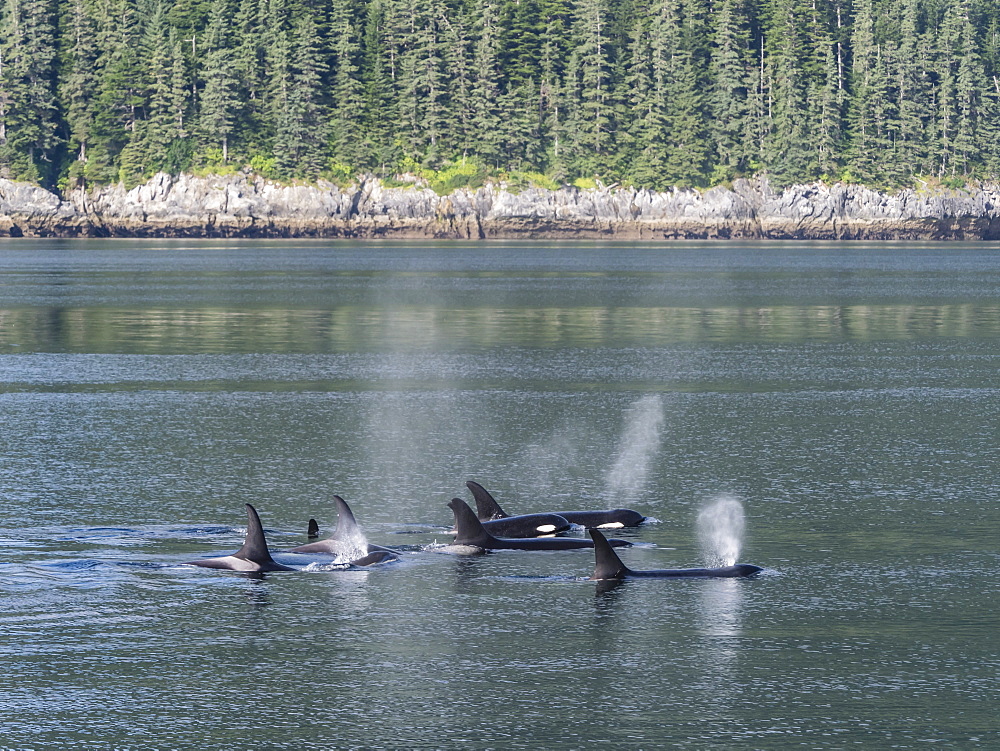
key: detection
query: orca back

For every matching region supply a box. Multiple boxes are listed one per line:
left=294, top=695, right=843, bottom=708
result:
left=480, top=513, right=572, bottom=538
left=186, top=504, right=294, bottom=572
left=560, top=509, right=646, bottom=528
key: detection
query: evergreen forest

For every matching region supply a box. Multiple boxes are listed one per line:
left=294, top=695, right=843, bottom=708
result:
left=2, top=0, right=1000, bottom=193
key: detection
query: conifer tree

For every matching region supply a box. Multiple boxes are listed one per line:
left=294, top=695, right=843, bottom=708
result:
left=439, top=12, right=474, bottom=161
left=951, top=0, right=983, bottom=176
left=0, top=0, right=60, bottom=183
left=563, top=0, right=615, bottom=174
left=58, top=0, right=101, bottom=180
left=328, top=0, right=365, bottom=170
left=621, top=4, right=665, bottom=186
left=845, top=0, right=891, bottom=182
left=763, top=0, right=820, bottom=184
left=359, top=0, right=400, bottom=172
left=396, top=0, right=449, bottom=164
left=268, top=10, right=329, bottom=178
left=660, top=0, right=711, bottom=186
left=89, top=0, right=144, bottom=184
left=891, top=0, right=931, bottom=180
left=468, top=0, right=504, bottom=166
left=539, top=9, right=569, bottom=177
left=708, top=0, right=751, bottom=180
left=198, top=0, right=239, bottom=164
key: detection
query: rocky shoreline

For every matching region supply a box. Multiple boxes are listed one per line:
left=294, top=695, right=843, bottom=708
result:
left=2, top=172, right=999, bottom=240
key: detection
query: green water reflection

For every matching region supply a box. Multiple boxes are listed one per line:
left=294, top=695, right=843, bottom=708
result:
left=4, top=302, right=999, bottom=354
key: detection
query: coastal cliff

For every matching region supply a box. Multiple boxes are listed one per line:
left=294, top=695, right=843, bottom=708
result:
left=2, top=172, right=999, bottom=240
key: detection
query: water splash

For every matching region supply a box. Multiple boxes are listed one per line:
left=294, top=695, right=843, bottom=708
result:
left=697, top=495, right=746, bottom=567
left=604, top=395, right=664, bottom=502
left=332, top=526, right=370, bottom=565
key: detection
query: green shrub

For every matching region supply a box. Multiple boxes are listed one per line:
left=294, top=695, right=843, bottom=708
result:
left=249, top=154, right=278, bottom=179
left=429, top=160, right=486, bottom=195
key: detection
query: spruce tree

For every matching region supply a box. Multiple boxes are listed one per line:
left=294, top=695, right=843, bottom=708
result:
left=845, top=0, right=891, bottom=183
left=360, top=0, right=401, bottom=173
left=892, top=0, right=931, bottom=180
left=708, top=0, right=752, bottom=181
left=933, top=0, right=963, bottom=177
left=0, top=0, right=60, bottom=183
left=622, top=5, right=665, bottom=187
left=58, top=0, right=101, bottom=182
left=288, top=11, right=329, bottom=178
left=268, top=10, right=329, bottom=179
left=89, top=0, right=144, bottom=184
left=468, top=0, right=504, bottom=166
left=564, top=0, right=616, bottom=174
left=951, top=0, right=983, bottom=176
left=395, top=0, right=450, bottom=165
left=199, top=0, right=240, bottom=164
left=328, top=0, right=365, bottom=170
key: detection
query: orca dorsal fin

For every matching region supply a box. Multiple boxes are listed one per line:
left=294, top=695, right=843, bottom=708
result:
left=466, top=480, right=509, bottom=521
left=234, top=504, right=278, bottom=565
left=589, top=529, right=632, bottom=580
left=448, top=498, right=497, bottom=547
left=307, top=518, right=320, bottom=538
left=330, top=495, right=361, bottom=541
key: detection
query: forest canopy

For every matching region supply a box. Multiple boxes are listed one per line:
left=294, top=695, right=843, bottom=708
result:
left=1, top=0, right=999, bottom=192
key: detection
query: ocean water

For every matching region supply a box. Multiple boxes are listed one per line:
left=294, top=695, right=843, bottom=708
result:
left=1, top=239, right=998, bottom=749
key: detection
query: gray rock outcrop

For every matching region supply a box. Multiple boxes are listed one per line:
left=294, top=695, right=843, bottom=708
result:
left=2, top=172, right=998, bottom=239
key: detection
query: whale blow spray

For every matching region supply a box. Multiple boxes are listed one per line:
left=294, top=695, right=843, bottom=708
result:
left=697, top=495, right=746, bottom=567
left=605, top=395, right=664, bottom=502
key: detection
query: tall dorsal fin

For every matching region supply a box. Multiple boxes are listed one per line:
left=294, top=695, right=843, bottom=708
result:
left=589, top=529, right=632, bottom=580
left=448, top=498, right=497, bottom=547
left=466, top=480, right=509, bottom=521
left=330, top=495, right=361, bottom=541
left=234, top=504, right=278, bottom=565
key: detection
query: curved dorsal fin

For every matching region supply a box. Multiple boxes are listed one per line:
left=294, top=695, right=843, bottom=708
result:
left=330, top=495, right=361, bottom=541
left=234, top=504, right=278, bottom=565
left=589, top=529, right=632, bottom=580
left=448, top=498, right=497, bottom=547
left=466, top=480, right=509, bottom=521
left=307, top=518, right=320, bottom=538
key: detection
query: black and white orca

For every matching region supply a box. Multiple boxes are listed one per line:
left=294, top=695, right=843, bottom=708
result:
left=448, top=484, right=571, bottom=538
left=186, top=504, right=296, bottom=572
left=290, top=496, right=399, bottom=564
left=467, top=480, right=646, bottom=529
left=589, top=529, right=763, bottom=580
left=448, top=498, right=631, bottom=552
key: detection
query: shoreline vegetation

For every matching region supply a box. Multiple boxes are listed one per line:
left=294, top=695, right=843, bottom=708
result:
left=1, top=172, right=999, bottom=240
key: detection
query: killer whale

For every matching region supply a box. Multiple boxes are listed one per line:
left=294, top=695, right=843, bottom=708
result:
left=290, top=496, right=400, bottom=563
left=449, top=498, right=632, bottom=551
left=472, top=513, right=571, bottom=538
left=448, top=485, right=571, bottom=538
left=589, top=529, right=763, bottom=580
left=186, top=504, right=296, bottom=572
left=467, top=480, right=646, bottom=529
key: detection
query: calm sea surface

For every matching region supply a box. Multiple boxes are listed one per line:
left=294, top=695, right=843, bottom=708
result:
left=1, top=239, right=998, bottom=749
